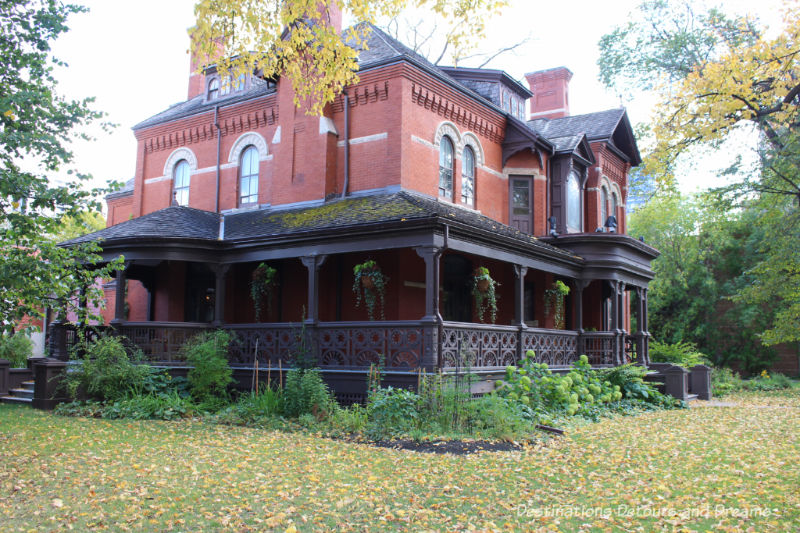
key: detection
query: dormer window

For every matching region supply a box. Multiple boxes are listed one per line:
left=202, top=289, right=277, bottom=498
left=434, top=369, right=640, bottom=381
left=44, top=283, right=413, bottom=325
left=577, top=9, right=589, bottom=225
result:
left=207, top=77, right=219, bottom=100
left=220, top=75, right=231, bottom=97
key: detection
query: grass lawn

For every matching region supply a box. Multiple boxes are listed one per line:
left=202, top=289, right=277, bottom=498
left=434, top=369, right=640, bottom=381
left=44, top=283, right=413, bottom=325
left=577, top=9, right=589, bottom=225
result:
left=1, top=390, right=799, bottom=532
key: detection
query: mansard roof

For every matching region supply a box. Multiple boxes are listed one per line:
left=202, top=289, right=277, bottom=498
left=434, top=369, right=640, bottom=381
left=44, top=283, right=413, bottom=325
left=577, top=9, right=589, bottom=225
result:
left=527, top=108, right=641, bottom=166
left=65, top=191, right=578, bottom=262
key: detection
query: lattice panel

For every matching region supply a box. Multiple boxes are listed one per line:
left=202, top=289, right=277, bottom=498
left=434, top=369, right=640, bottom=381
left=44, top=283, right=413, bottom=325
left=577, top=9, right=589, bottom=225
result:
left=317, top=326, right=423, bottom=369
left=227, top=327, right=301, bottom=367
left=441, top=326, right=518, bottom=369
left=521, top=331, right=578, bottom=366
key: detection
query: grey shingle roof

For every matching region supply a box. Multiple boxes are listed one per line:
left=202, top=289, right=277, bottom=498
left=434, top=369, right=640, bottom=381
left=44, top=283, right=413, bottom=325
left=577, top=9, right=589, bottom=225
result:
left=133, top=82, right=277, bottom=131
left=71, top=191, right=577, bottom=260
left=527, top=108, right=627, bottom=141
left=62, top=206, right=221, bottom=245
left=106, top=178, right=135, bottom=200
left=547, top=135, right=584, bottom=153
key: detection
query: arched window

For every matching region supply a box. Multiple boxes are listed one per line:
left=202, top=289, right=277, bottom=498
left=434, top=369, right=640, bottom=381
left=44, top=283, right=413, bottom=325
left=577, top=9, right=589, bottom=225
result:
left=461, top=146, right=475, bottom=206
left=239, top=145, right=259, bottom=205
left=600, top=185, right=609, bottom=227
left=611, top=191, right=619, bottom=219
left=207, top=78, right=219, bottom=100
left=566, top=171, right=581, bottom=232
left=173, top=160, right=190, bottom=206
left=439, top=136, right=454, bottom=200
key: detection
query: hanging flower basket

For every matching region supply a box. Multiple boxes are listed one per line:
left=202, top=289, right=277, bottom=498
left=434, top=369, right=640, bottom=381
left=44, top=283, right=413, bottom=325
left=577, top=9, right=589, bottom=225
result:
left=544, top=280, right=571, bottom=330
left=471, top=267, right=499, bottom=323
left=353, top=260, right=388, bottom=321
left=250, top=263, right=278, bottom=321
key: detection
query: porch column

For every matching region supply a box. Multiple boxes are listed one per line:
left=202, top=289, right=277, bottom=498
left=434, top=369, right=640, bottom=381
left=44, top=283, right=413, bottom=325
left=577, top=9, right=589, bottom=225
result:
left=574, top=280, right=589, bottom=334
left=111, top=264, right=129, bottom=325
left=414, top=246, right=443, bottom=322
left=211, top=264, right=231, bottom=327
left=617, top=281, right=627, bottom=334
left=77, top=285, right=87, bottom=327
left=512, top=265, right=528, bottom=327
left=608, top=280, right=619, bottom=332
left=415, top=246, right=442, bottom=370
left=301, top=255, right=327, bottom=324
left=641, top=288, right=650, bottom=365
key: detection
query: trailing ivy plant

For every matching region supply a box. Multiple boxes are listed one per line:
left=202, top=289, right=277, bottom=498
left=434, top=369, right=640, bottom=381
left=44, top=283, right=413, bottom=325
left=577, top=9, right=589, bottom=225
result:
left=471, top=267, right=499, bottom=323
left=544, top=280, right=570, bottom=329
left=352, top=260, right=388, bottom=320
left=250, top=263, right=278, bottom=321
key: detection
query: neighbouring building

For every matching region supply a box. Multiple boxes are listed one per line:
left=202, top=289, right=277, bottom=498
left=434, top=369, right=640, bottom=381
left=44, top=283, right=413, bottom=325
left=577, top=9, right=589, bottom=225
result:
left=57, top=15, right=660, bottom=397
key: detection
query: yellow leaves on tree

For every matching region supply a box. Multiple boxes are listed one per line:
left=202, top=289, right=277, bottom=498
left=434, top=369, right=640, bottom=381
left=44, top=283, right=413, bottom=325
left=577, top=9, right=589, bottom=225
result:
left=192, top=0, right=508, bottom=115
left=647, top=2, right=800, bottom=185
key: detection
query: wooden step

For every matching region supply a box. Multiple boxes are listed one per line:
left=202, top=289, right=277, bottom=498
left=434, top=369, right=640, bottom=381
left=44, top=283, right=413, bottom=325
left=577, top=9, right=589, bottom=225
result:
left=8, top=388, right=34, bottom=399
left=1, top=396, right=32, bottom=405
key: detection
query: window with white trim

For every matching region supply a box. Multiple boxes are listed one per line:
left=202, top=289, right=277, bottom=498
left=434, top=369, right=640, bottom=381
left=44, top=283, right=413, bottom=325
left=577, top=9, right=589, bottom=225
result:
left=239, top=145, right=259, bottom=205
left=461, top=145, right=475, bottom=206
left=173, top=160, right=190, bottom=206
left=439, top=135, right=454, bottom=200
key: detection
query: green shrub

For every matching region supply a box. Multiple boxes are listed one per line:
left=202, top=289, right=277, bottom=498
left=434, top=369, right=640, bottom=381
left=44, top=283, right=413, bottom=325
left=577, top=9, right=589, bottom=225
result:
left=711, top=367, right=743, bottom=396
left=54, top=400, right=105, bottom=418
left=283, top=369, right=335, bottom=419
left=222, top=385, right=284, bottom=424
left=650, top=340, right=710, bottom=368
left=0, top=332, right=33, bottom=368
left=464, top=394, right=538, bottom=440
left=328, top=403, right=369, bottom=435
left=63, top=336, right=151, bottom=402
left=101, top=392, right=192, bottom=420
left=497, top=352, right=623, bottom=416
left=742, top=370, right=795, bottom=391
left=181, top=331, right=233, bottom=404
left=366, top=386, right=420, bottom=439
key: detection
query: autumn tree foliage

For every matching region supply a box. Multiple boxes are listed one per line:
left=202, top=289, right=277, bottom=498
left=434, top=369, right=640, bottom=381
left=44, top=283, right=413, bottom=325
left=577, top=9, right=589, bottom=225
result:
left=192, top=0, right=508, bottom=115
left=599, top=0, right=800, bottom=347
left=0, top=1, right=119, bottom=331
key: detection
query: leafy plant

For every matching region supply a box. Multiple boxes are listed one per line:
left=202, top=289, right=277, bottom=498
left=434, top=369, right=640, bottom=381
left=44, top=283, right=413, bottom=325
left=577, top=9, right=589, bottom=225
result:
left=283, top=368, right=335, bottom=419
left=62, top=336, right=151, bottom=402
left=544, top=280, right=570, bottom=329
left=471, top=267, right=499, bottom=323
left=352, top=260, right=389, bottom=320
left=366, top=386, right=420, bottom=439
left=180, top=330, right=234, bottom=404
left=250, top=263, right=278, bottom=321
left=650, top=340, right=710, bottom=368
left=101, top=392, right=192, bottom=420
left=0, top=332, right=33, bottom=368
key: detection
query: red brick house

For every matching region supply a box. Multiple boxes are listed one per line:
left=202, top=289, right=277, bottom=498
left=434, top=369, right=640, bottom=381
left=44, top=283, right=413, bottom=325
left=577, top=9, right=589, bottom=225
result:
left=59, top=21, right=658, bottom=393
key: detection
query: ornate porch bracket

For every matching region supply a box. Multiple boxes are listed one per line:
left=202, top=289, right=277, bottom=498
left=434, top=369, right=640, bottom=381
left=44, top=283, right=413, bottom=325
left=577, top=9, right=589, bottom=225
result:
left=301, top=254, right=328, bottom=325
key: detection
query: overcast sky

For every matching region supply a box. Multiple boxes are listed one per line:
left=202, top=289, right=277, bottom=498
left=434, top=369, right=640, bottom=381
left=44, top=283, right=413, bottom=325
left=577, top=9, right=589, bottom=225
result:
left=50, top=0, right=783, bottom=197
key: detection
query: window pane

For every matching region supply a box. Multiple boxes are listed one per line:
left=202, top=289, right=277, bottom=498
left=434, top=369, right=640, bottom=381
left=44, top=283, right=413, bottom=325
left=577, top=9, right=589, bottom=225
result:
left=439, top=137, right=454, bottom=199
left=240, top=146, right=259, bottom=205
left=601, top=186, right=608, bottom=225
left=208, top=78, right=219, bottom=100
left=461, top=146, right=475, bottom=205
left=567, top=172, right=581, bottom=231
left=173, top=160, right=190, bottom=206
left=512, top=179, right=530, bottom=215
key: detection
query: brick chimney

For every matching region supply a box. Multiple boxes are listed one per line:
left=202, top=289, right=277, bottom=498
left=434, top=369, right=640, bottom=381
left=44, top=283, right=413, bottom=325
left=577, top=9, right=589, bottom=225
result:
left=525, top=67, right=573, bottom=120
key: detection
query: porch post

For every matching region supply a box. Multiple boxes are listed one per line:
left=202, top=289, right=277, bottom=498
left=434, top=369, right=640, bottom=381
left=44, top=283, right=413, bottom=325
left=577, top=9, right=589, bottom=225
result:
left=211, top=263, right=231, bottom=327
left=301, top=255, right=327, bottom=324
left=608, top=280, right=623, bottom=365
left=512, top=265, right=528, bottom=327
left=415, top=246, right=442, bottom=370
left=641, top=288, right=650, bottom=366
left=414, top=246, right=443, bottom=322
left=111, top=264, right=128, bottom=325
left=574, top=280, right=587, bottom=357
left=608, top=280, right=619, bottom=332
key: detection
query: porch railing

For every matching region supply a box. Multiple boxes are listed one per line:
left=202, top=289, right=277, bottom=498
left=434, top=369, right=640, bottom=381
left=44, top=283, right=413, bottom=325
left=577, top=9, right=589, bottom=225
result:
left=48, top=321, right=625, bottom=371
